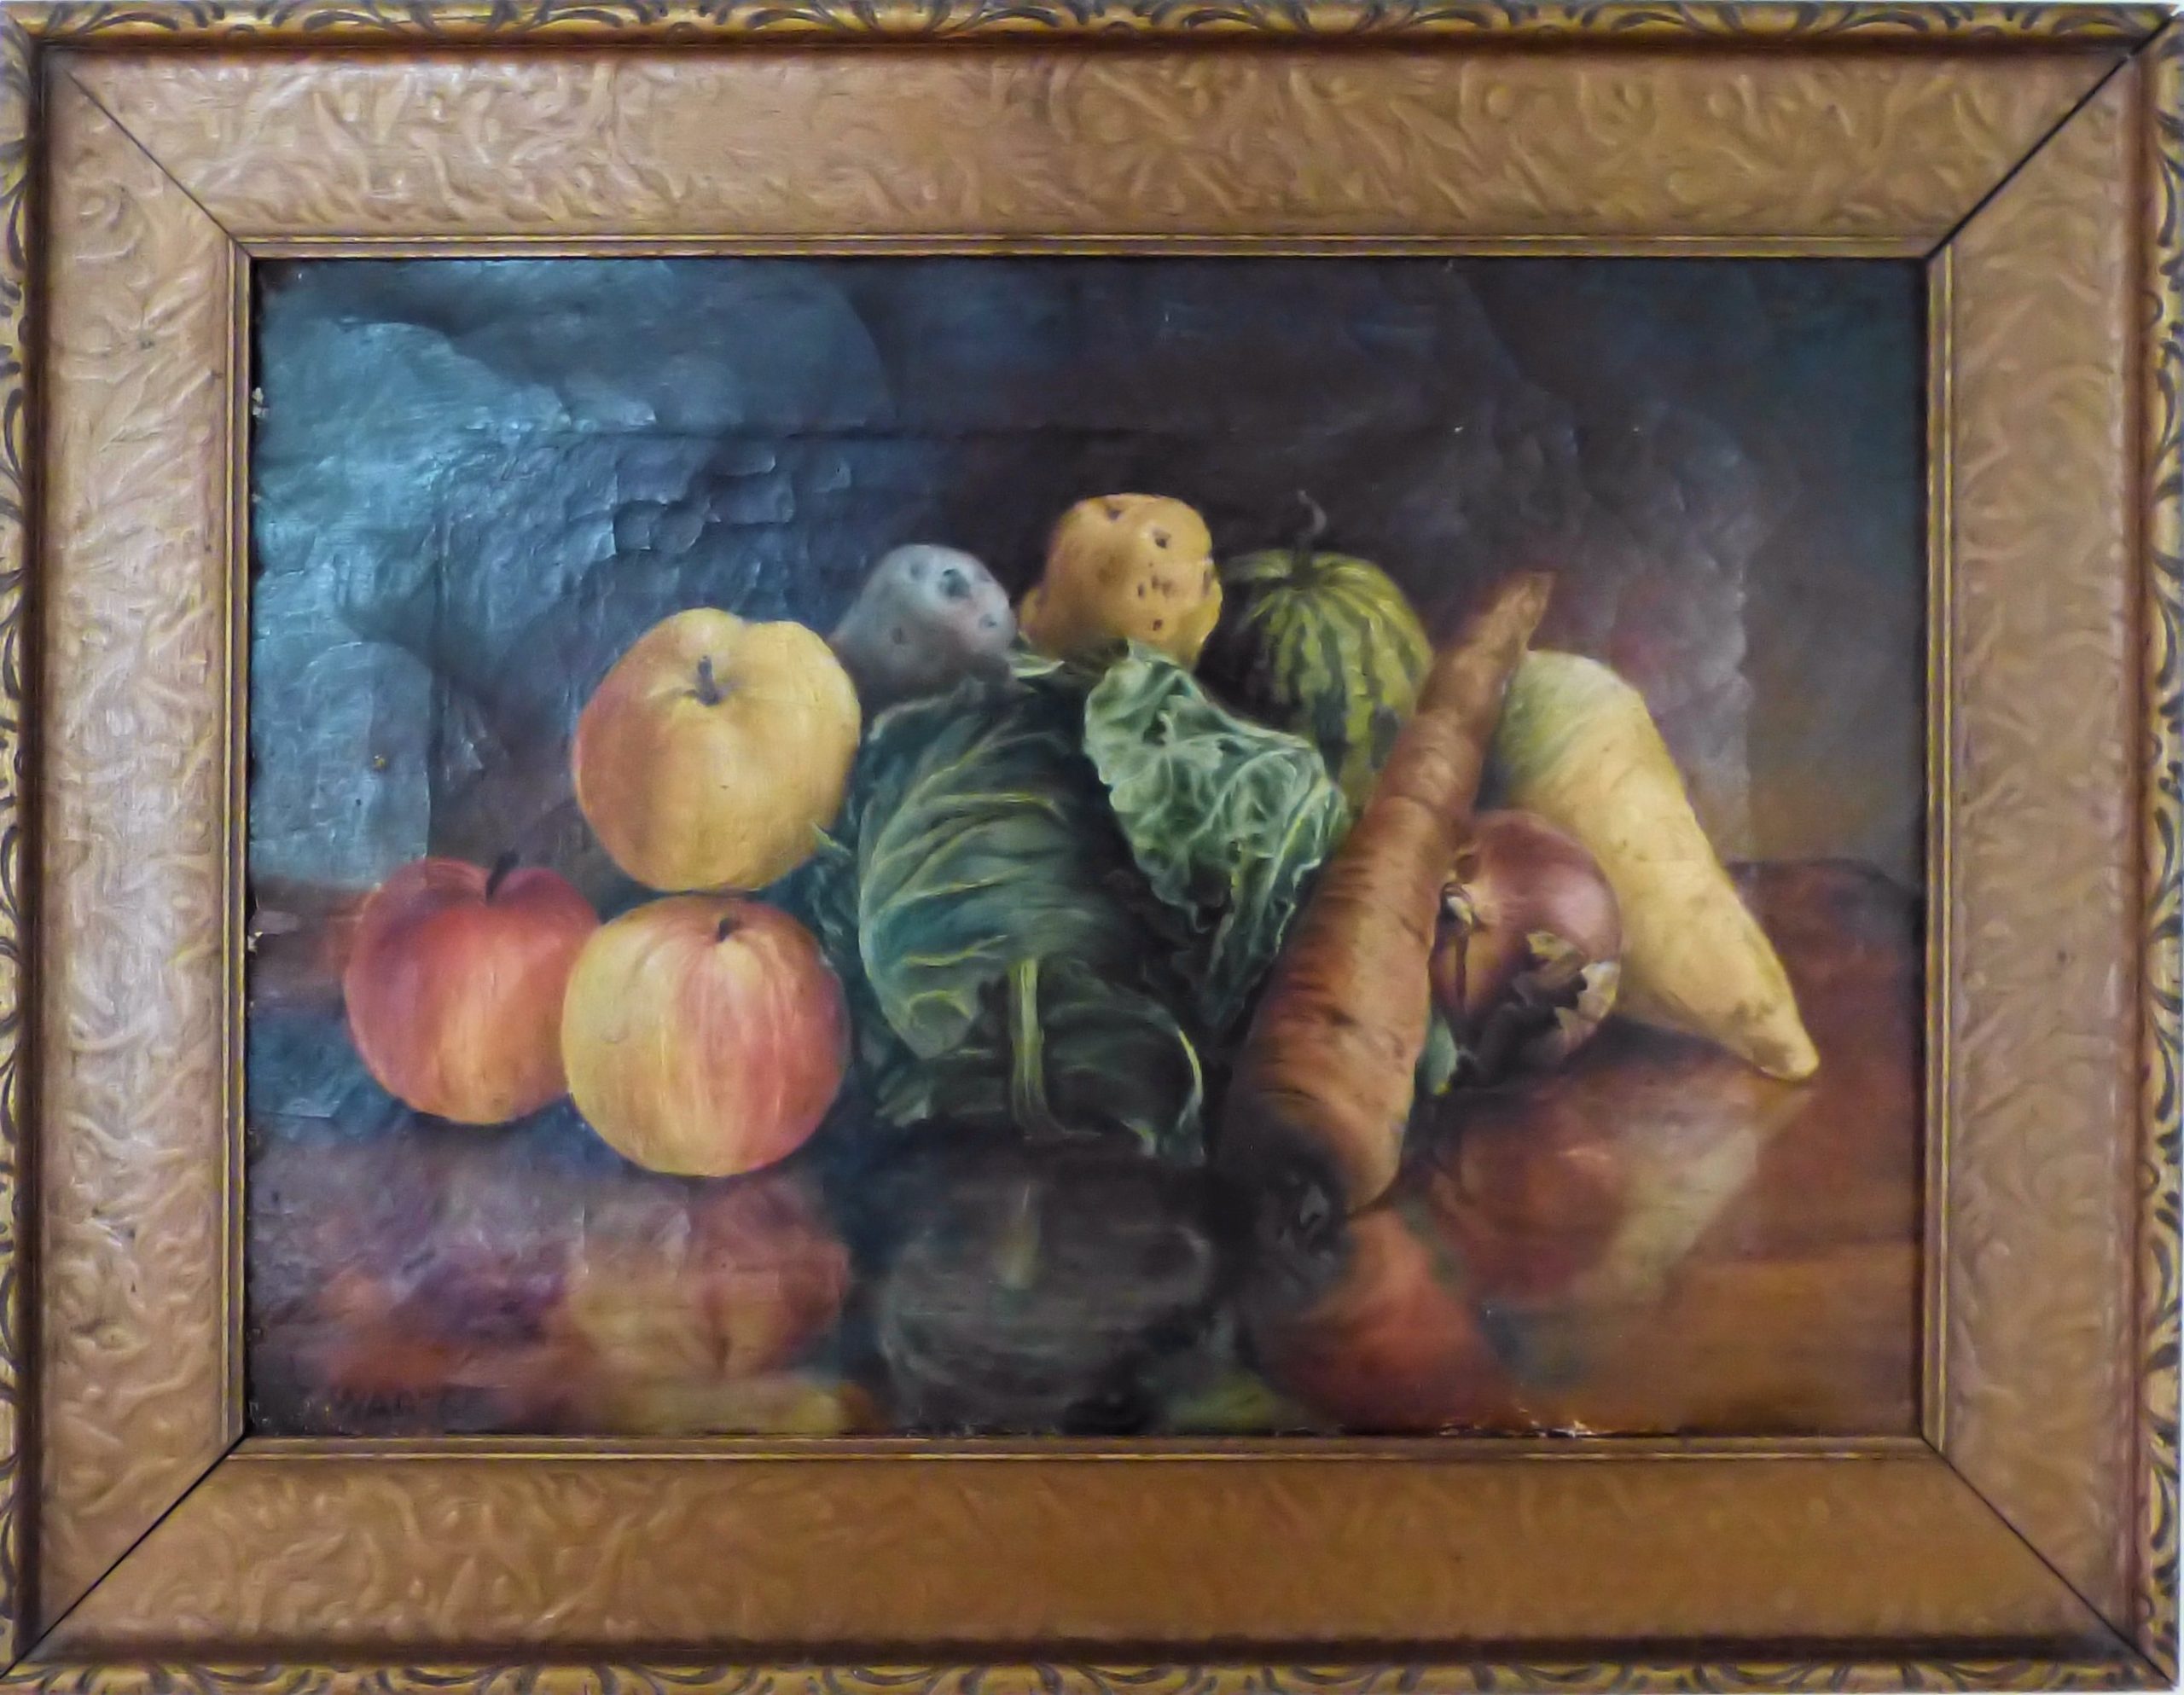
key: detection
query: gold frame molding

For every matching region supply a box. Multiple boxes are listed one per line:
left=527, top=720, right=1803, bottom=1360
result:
left=0, top=3, right=2175, bottom=1690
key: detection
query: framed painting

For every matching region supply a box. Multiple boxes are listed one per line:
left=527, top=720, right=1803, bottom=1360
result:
left=0, top=0, right=2177, bottom=1687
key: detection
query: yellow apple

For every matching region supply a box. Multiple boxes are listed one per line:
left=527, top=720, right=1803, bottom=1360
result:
left=561, top=894, right=849, bottom=1177
left=572, top=608, right=861, bottom=892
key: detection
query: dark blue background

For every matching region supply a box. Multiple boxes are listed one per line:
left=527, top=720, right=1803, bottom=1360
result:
left=251, top=256, right=1923, bottom=900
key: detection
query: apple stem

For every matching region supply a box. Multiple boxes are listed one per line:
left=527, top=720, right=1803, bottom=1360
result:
left=693, top=655, right=726, bottom=707
left=485, top=850, right=520, bottom=900
left=716, top=912, right=740, bottom=943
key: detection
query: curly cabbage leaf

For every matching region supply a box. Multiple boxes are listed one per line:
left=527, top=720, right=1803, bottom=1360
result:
left=1083, top=647, right=1348, bottom=1036
left=796, top=661, right=1205, bottom=1158
left=843, top=668, right=1141, bottom=1059
left=873, top=955, right=1204, bottom=1155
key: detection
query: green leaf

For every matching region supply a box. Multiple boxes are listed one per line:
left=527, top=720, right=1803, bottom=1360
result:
left=1083, top=646, right=1348, bottom=1036
left=845, top=665, right=1145, bottom=1058
left=1418, top=1014, right=1462, bottom=1099
left=875, top=955, right=1205, bottom=1162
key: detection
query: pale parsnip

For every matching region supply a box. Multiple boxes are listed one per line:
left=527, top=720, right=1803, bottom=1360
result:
left=1488, top=652, right=1821, bottom=1082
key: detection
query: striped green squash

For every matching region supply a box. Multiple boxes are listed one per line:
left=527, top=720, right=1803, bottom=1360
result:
left=1202, top=513, right=1432, bottom=811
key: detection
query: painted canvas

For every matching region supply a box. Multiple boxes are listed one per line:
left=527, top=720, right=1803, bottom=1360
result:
left=246, top=257, right=1925, bottom=1437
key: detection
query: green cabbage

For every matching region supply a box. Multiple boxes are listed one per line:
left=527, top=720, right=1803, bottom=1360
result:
left=1084, top=647, right=1347, bottom=1036
left=873, top=955, right=1204, bottom=1154
left=795, top=647, right=1342, bottom=1162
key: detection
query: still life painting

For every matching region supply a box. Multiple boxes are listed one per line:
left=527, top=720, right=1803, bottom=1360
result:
left=246, top=255, right=1925, bottom=1439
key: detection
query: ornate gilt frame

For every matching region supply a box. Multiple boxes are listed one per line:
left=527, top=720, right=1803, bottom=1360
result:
left=0, top=3, right=2174, bottom=1688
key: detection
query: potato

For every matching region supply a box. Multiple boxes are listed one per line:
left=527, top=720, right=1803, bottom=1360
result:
left=1019, top=494, right=1222, bottom=668
left=829, top=544, right=1015, bottom=710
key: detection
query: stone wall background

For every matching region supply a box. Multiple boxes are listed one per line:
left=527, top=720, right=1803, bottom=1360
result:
left=249, top=255, right=1924, bottom=899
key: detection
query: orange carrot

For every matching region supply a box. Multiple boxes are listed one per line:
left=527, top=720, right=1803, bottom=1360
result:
left=1217, top=572, right=1553, bottom=1224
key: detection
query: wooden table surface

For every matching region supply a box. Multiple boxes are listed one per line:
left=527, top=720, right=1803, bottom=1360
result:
left=247, top=858, right=1921, bottom=1438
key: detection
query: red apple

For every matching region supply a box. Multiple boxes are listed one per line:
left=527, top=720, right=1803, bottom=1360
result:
left=342, top=855, right=599, bottom=1124
left=560, top=894, right=848, bottom=1176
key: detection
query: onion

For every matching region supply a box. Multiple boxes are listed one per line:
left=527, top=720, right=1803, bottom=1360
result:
left=1430, top=809, right=1623, bottom=1080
